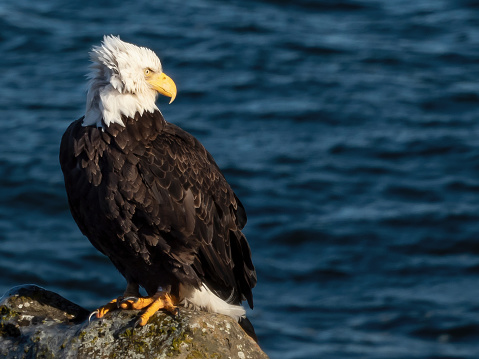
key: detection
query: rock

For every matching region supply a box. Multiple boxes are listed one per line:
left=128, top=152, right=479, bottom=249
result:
left=0, top=285, right=269, bottom=359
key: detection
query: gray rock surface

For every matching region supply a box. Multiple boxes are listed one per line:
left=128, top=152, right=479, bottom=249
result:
left=0, top=285, right=268, bottom=358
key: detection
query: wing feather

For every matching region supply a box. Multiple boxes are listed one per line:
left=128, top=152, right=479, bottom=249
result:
left=133, top=119, right=256, bottom=305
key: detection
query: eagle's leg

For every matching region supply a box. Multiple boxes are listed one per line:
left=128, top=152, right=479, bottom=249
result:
left=119, top=288, right=179, bottom=326
left=93, top=282, right=141, bottom=319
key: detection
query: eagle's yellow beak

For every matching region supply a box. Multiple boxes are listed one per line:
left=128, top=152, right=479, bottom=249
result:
left=147, top=72, right=177, bottom=104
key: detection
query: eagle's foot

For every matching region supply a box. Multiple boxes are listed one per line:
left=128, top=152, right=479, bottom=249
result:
left=119, top=296, right=155, bottom=310
left=90, top=294, right=130, bottom=321
left=88, top=299, right=118, bottom=323
left=117, top=296, right=140, bottom=308
left=121, top=292, right=178, bottom=326
left=94, top=298, right=120, bottom=319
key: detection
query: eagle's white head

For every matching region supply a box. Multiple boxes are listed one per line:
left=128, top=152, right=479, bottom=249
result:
left=83, top=35, right=177, bottom=128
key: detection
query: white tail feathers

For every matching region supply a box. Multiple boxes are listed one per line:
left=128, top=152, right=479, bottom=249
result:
left=179, top=284, right=246, bottom=321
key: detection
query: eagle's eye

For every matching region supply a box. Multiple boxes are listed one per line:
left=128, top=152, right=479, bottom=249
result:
left=144, top=69, right=151, bottom=76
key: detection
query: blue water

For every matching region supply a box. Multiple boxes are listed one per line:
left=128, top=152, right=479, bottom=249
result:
left=2, top=0, right=479, bottom=357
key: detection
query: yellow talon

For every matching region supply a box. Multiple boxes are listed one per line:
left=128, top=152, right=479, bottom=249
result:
left=137, top=292, right=178, bottom=326
left=95, top=298, right=119, bottom=318
left=91, top=292, right=178, bottom=326
left=120, top=297, right=156, bottom=310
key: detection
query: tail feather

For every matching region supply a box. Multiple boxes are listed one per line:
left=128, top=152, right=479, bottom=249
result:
left=239, top=317, right=258, bottom=343
left=180, top=284, right=246, bottom=320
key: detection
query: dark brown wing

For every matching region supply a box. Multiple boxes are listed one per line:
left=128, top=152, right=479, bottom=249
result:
left=136, top=120, right=256, bottom=307
left=59, top=117, right=111, bottom=255
left=60, top=112, right=256, bottom=307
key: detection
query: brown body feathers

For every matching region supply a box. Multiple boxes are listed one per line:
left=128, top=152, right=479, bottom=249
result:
left=60, top=111, right=256, bottom=308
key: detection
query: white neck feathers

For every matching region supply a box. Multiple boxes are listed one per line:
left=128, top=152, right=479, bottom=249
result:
left=83, top=83, right=158, bottom=128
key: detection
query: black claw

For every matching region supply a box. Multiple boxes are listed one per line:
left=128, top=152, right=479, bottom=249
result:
left=123, top=318, right=140, bottom=341
left=116, top=297, right=124, bottom=309
left=88, top=310, right=99, bottom=323
left=133, top=317, right=142, bottom=329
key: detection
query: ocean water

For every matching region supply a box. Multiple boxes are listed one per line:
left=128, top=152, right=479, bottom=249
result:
left=2, top=0, right=479, bottom=358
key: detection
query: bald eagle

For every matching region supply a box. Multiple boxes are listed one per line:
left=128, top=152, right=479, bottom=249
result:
left=59, top=36, right=257, bottom=338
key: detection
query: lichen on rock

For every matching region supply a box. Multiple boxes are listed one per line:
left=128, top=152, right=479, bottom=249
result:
left=0, top=284, right=268, bottom=359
